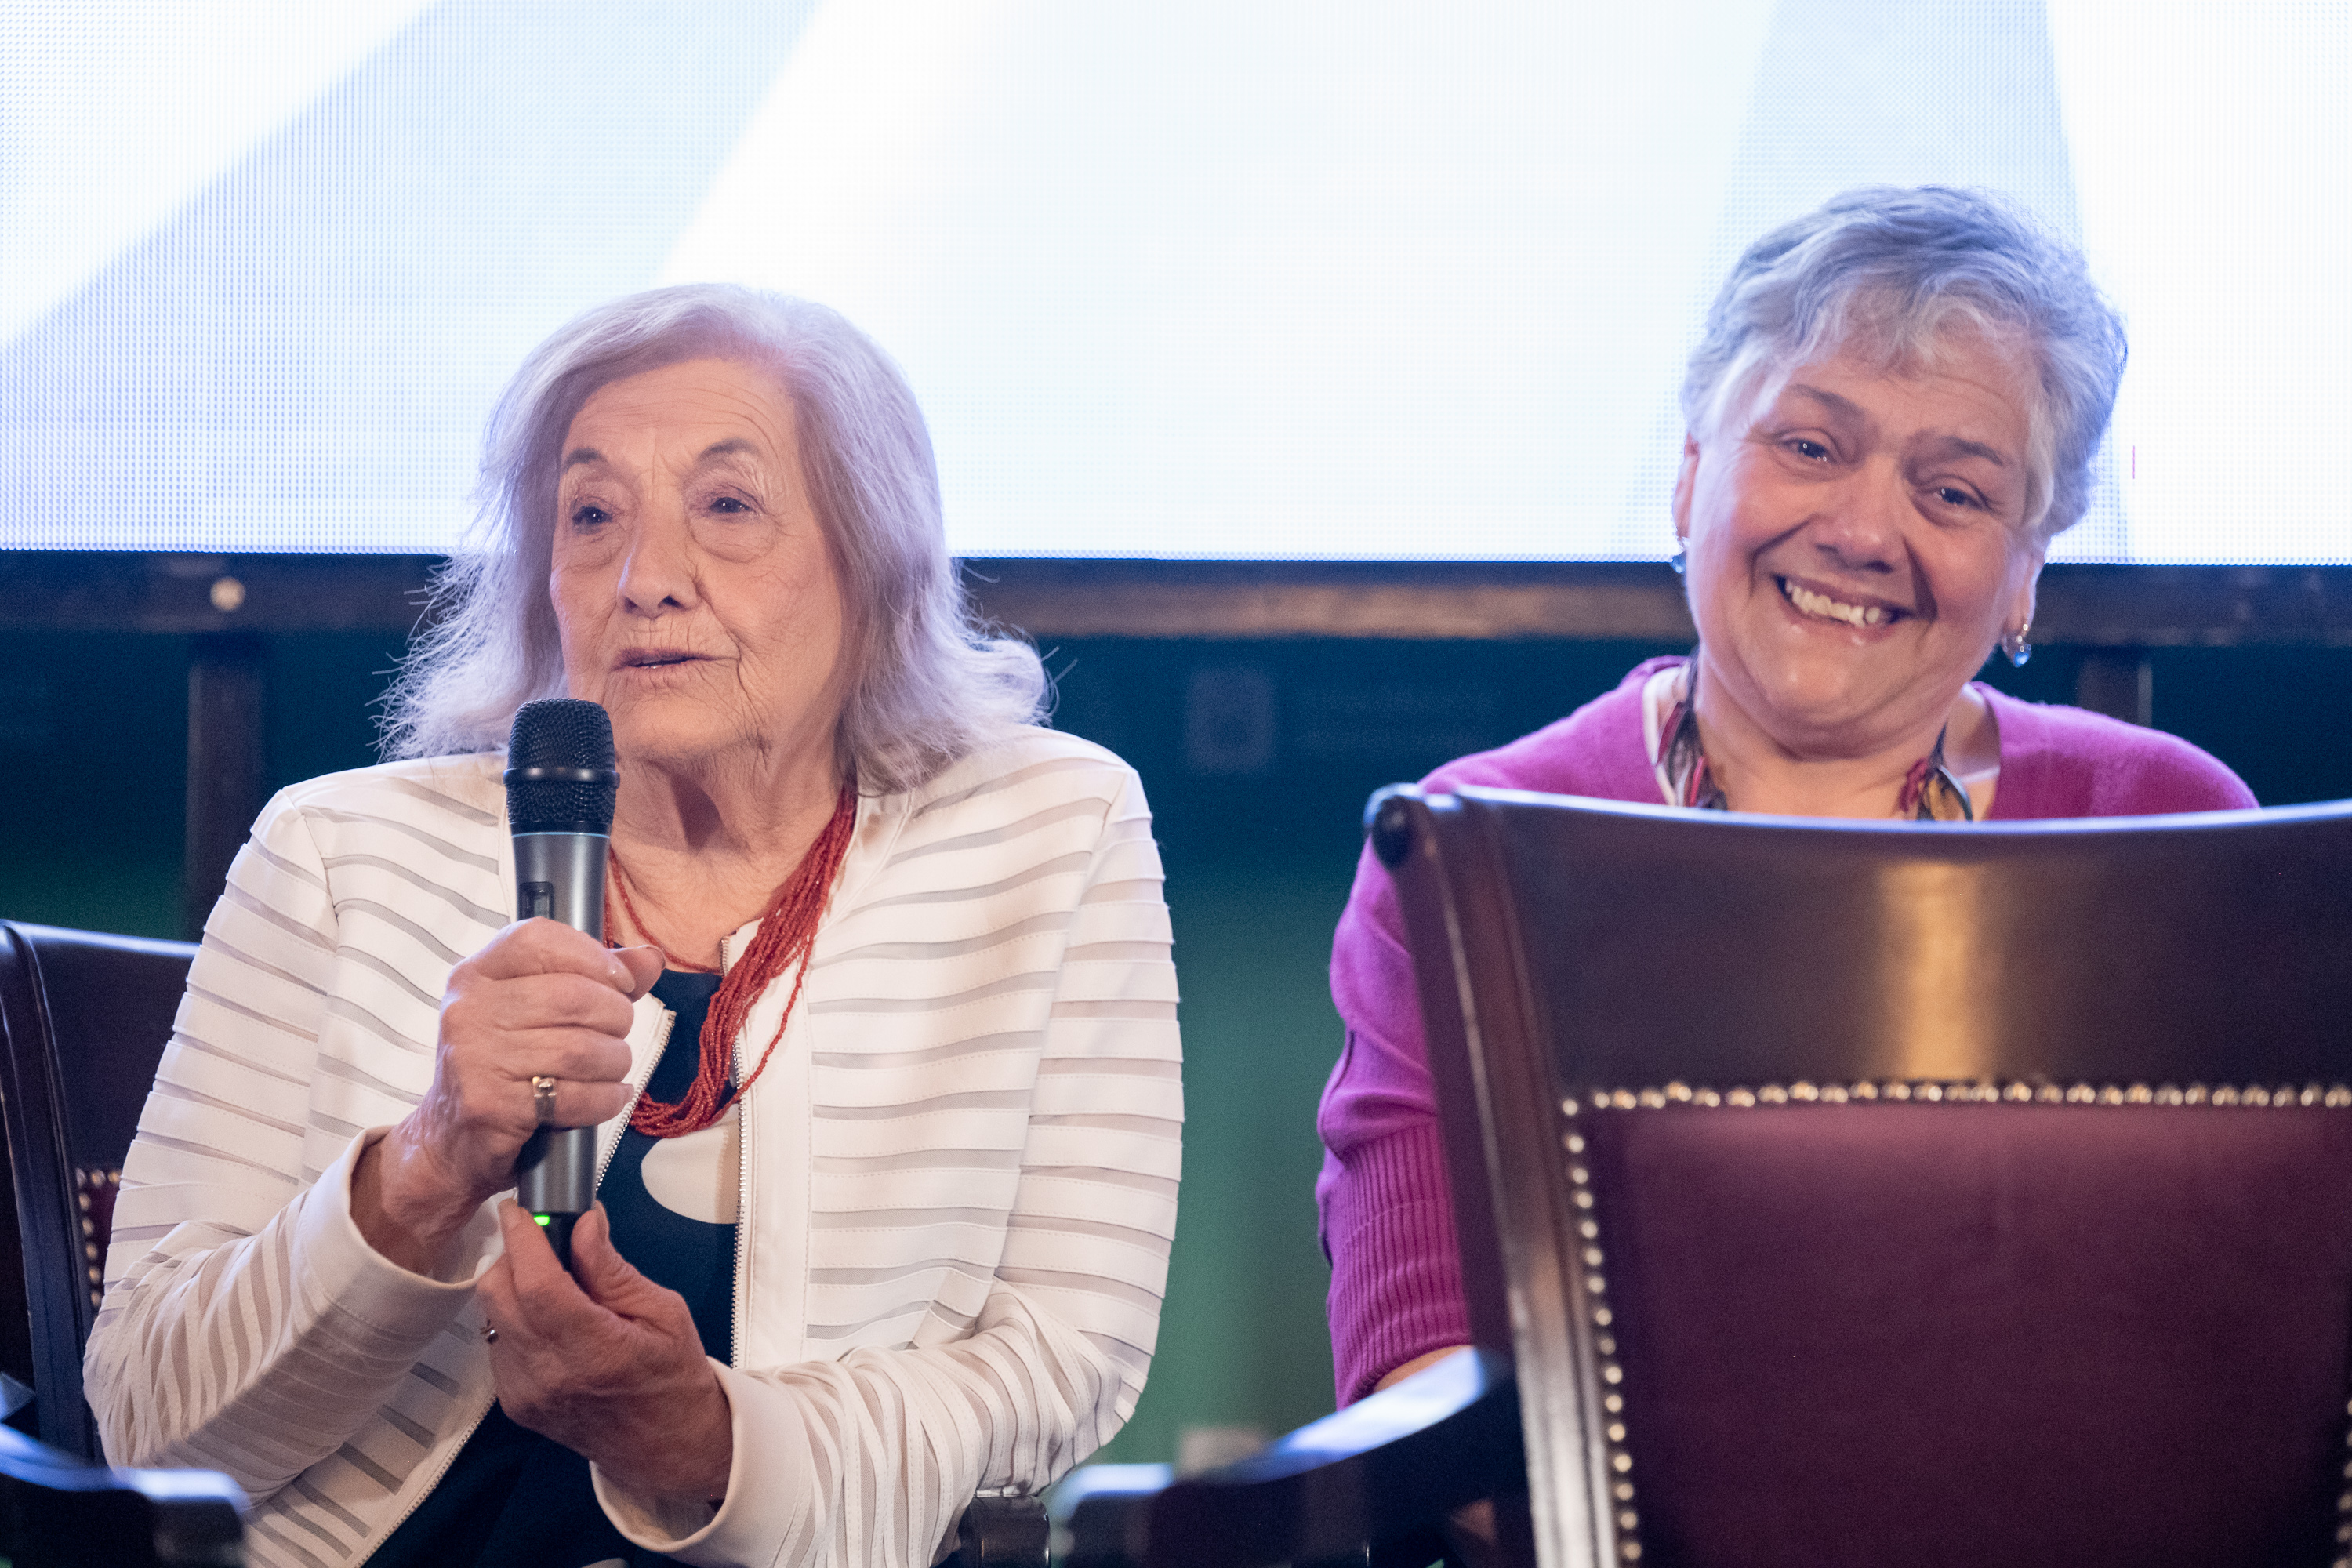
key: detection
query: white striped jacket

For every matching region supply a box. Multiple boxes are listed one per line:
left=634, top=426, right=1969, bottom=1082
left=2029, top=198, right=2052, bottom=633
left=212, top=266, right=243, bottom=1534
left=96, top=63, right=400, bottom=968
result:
left=85, top=728, right=1181, bottom=1568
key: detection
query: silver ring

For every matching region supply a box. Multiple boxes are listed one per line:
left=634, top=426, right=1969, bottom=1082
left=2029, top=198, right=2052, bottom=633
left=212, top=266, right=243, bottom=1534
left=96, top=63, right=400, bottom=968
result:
left=531, top=1075, right=559, bottom=1127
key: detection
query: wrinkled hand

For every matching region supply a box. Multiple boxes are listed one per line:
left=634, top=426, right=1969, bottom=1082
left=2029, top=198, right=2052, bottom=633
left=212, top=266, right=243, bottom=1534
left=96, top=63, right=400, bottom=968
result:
left=481, top=1201, right=735, bottom=1502
left=354, top=920, right=661, bottom=1274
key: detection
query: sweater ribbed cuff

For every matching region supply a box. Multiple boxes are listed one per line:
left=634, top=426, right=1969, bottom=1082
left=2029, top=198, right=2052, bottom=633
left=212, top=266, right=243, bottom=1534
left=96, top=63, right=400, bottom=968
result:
left=1323, top=1121, right=1470, bottom=1406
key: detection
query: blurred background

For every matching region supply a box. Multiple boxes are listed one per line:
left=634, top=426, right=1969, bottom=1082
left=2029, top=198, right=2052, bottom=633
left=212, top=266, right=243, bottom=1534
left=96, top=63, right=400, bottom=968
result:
left=6, top=0, right=2350, bottom=564
left=5, top=0, right=2351, bottom=1468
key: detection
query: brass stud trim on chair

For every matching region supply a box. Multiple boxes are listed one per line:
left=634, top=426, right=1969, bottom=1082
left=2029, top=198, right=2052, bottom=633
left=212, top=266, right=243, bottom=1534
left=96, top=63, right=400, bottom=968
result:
left=2338, top=1401, right=2352, bottom=1567
left=1559, top=1095, right=1641, bottom=1561
left=74, top=1165, right=124, bottom=1311
left=1570, top=1080, right=2352, bottom=1112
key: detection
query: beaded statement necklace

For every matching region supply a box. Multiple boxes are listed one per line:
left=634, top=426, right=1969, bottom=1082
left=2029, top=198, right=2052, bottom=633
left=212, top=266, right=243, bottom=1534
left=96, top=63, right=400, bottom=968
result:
left=604, top=782, right=860, bottom=1138
left=1658, top=655, right=1973, bottom=822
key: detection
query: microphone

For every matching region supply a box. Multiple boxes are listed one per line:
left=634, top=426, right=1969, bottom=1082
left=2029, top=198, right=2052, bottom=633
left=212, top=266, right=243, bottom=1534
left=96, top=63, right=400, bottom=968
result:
left=505, top=698, right=620, bottom=1268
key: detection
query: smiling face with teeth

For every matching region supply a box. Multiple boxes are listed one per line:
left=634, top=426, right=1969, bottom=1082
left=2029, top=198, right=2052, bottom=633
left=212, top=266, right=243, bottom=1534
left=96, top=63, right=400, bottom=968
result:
left=1671, top=330, right=2044, bottom=775
left=548, top=357, right=850, bottom=795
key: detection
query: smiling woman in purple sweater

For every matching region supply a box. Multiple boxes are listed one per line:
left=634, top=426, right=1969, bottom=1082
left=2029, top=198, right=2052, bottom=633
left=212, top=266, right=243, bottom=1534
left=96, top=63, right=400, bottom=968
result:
left=1316, top=187, right=2256, bottom=1407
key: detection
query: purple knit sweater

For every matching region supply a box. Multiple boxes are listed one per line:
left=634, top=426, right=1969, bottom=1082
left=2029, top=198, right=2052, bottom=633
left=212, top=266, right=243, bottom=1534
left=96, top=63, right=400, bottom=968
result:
left=1316, top=656, right=2259, bottom=1405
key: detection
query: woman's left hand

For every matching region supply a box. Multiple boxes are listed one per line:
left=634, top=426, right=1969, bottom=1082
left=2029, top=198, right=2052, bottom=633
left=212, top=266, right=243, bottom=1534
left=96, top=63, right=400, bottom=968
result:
left=480, top=1201, right=734, bottom=1501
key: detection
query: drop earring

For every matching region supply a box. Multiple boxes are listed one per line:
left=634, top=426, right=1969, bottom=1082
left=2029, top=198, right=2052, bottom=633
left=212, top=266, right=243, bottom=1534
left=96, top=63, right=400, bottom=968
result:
left=1670, top=541, right=1687, bottom=576
left=2000, top=624, right=2032, bottom=667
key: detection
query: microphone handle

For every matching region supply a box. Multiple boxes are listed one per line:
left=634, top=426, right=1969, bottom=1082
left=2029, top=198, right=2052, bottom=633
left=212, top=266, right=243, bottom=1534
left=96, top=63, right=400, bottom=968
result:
left=512, top=831, right=609, bottom=1267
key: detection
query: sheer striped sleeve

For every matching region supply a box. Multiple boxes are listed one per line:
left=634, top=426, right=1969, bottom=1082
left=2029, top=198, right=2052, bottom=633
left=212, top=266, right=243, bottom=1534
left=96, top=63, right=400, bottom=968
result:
left=85, top=784, right=484, bottom=1497
left=997, top=762, right=1181, bottom=1420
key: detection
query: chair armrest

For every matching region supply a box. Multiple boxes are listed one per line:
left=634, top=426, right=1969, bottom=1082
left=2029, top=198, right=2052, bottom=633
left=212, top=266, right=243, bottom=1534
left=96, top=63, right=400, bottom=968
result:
left=950, top=1490, right=1048, bottom=1568
left=1054, top=1465, right=1174, bottom=1568
left=0, top=1422, right=245, bottom=1566
left=1063, top=1348, right=1521, bottom=1568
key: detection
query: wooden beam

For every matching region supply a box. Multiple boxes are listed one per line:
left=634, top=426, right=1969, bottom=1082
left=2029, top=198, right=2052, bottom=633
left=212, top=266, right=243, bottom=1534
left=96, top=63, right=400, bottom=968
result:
left=2026, top=564, right=2352, bottom=648
left=966, top=560, right=1696, bottom=642
left=183, top=635, right=267, bottom=939
left=2073, top=651, right=2154, bottom=726
left=7, top=552, right=2352, bottom=647
left=0, top=553, right=439, bottom=637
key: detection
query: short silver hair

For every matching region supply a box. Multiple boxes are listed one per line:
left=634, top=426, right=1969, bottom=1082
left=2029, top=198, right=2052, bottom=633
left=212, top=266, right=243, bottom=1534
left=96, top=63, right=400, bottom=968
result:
left=383, top=285, right=1045, bottom=793
left=1681, top=187, right=2127, bottom=543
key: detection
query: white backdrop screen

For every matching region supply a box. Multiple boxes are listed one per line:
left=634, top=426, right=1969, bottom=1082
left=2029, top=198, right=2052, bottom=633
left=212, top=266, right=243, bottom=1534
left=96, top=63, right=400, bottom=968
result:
left=2, top=0, right=2348, bottom=562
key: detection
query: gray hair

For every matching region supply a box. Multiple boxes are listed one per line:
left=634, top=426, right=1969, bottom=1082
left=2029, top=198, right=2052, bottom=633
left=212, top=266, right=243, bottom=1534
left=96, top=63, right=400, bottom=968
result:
left=382, top=285, right=1045, bottom=793
left=1681, top=187, right=2126, bottom=543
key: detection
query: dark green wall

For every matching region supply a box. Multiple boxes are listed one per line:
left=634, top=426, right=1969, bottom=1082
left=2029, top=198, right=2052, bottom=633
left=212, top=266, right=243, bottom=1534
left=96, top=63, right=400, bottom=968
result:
left=3, top=627, right=2350, bottom=1462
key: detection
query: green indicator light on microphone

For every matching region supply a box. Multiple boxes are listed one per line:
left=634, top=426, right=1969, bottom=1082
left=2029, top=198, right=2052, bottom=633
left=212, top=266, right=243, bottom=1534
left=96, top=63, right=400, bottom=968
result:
left=535, top=1214, right=551, bottom=1227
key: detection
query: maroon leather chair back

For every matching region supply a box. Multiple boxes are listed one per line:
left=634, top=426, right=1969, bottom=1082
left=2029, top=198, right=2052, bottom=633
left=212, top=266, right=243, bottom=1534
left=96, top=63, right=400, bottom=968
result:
left=0, top=921, right=197, bottom=1459
left=1374, top=790, right=2352, bottom=1568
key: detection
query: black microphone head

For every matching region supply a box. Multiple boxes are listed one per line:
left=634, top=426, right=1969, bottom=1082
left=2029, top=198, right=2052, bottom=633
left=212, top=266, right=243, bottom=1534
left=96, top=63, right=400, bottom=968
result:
left=506, top=699, right=619, bottom=835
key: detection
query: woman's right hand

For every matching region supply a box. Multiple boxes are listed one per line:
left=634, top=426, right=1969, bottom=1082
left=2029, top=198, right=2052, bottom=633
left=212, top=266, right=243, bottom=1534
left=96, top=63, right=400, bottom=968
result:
left=352, top=920, right=663, bottom=1276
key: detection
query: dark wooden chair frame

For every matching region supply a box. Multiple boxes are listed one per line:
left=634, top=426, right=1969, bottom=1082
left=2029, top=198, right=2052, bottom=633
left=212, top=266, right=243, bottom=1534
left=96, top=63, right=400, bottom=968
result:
left=1062, top=1346, right=1519, bottom=1568
left=1377, top=785, right=2352, bottom=1568
left=0, top=921, right=199, bottom=1459
left=0, top=1417, right=245, bottom=1567
left=0, top=922, right=249, bottom=1562
left=1069, top=786, right=2352, bottom=1568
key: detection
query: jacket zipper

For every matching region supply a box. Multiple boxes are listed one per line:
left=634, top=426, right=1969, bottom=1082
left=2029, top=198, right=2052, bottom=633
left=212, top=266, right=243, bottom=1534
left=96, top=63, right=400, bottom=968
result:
left=731, top=1049, right=752, bottom=1372
left=358, top=1002, right=678, bottom=1559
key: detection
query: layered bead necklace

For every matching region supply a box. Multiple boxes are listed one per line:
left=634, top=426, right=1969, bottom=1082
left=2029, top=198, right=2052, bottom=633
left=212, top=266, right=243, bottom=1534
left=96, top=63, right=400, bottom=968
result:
left=1657, top=655, right=1973, bottom=822
left=604, top=782, right=860, bottom=1138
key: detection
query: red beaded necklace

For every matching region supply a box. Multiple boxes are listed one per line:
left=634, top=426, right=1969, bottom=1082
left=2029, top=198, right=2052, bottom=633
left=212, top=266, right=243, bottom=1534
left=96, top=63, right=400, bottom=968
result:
left=605, top=782, right=859, bottom=1138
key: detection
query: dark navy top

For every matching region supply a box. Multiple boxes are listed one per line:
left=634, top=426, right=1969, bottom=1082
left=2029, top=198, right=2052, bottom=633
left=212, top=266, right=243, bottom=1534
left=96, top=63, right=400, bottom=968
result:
left=372, top=970, right=735, bottom=1567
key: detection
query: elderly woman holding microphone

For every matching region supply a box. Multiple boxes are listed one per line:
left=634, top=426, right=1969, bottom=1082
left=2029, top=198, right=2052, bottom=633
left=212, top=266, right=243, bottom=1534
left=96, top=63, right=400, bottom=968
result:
left=1318, top=187, right=2255, bottom=1409
left=86, top=287, right=1181, bottom=1567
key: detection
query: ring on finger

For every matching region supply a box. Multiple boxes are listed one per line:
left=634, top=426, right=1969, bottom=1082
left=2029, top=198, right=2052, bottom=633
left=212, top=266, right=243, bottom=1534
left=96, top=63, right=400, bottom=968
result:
left=531, top=1075, right=559, bottom=1127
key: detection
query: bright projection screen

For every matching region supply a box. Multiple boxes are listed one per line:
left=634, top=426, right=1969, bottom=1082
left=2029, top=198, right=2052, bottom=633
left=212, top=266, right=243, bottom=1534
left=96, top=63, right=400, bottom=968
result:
left=2, top=1, right=2347, bottom=562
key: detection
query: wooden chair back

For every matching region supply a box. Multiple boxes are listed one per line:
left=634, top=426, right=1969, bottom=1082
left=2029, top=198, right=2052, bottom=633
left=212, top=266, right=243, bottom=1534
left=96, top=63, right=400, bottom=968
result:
left=1374, top=789, right=2352, bottom=1568
left=0, top=921, right=198, bottom=1459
